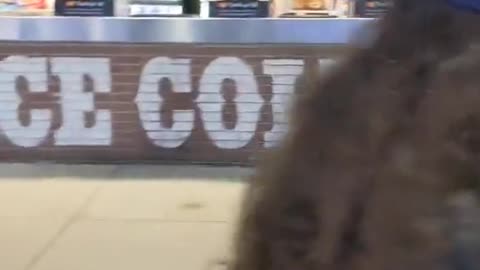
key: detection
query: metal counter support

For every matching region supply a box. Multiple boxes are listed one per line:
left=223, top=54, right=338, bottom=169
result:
left=0, top=17, right=374, bottom=44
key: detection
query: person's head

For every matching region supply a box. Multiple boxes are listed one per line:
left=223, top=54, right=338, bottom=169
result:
left=371, top=0, right=480, bottom=60
left=411, top=45, right=480, bottom=196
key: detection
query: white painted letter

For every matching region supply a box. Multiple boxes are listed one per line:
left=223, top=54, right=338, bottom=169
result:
left=262, top=59, right=303, bottom=147
left=318, top=58, right=336, bottom=78
left=135, top=57, right=194, bottom=148
left=51, top=57, right=111, bottom=145
left=0, top=56, right=50, bottom=147
left=197, top=57, right=262, bottom=149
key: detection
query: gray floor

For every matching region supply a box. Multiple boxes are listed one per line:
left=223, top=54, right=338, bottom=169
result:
left=0, top=164, right=251, bottom=270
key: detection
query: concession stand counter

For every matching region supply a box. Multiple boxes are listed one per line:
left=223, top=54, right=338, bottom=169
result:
left=0, top=17, right=373, bottom=164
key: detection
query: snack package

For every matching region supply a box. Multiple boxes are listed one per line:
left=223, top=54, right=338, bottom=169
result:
left=0, top=0, right=47, bottom=13
left=17, top=0, right=47, bottom=8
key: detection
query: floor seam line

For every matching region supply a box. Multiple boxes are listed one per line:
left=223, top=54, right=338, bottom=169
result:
left=23, top=185, right=102, bottom=270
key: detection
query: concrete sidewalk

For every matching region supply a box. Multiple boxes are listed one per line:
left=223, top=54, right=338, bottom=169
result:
left=0, top=164, right=252, bottom=270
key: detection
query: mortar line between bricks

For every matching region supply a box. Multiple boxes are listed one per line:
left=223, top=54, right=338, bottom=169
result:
left=23, top=185, right=103, bottom=270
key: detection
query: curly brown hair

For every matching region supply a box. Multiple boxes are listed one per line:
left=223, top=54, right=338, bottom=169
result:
left=230, top=1, right=480, bottom=270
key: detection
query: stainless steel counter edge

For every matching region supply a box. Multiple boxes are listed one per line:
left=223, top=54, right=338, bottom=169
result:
left=0, top=17, right=375, bottom=44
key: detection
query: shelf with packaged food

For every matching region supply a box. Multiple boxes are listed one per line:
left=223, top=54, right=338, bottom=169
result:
left=0, top=0, right=54, bottom=15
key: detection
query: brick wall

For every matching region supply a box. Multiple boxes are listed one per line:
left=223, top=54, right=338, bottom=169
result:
left=0, top=42, right=348, bottom=164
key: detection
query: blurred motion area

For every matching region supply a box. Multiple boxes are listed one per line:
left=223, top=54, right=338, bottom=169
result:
left=0, top=1, right=390, bottom=270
